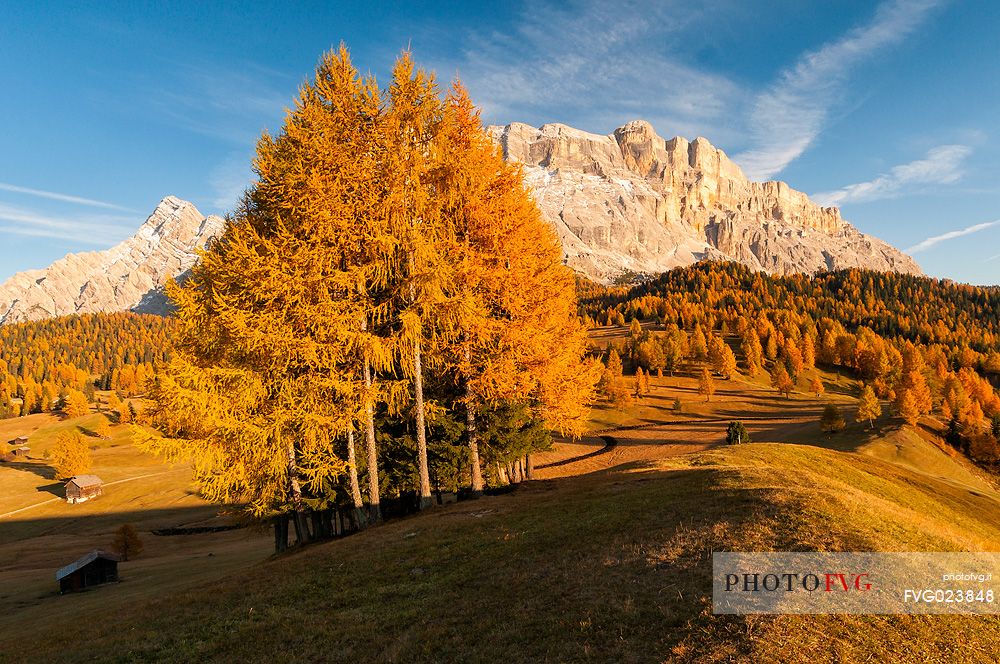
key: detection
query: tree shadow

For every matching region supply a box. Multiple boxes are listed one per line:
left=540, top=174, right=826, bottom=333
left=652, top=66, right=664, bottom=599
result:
left=35, top=481, right=65, bottom=498
left=2, top=460, right=58, bottom=482
left=537, top=435, right=616, bottom=469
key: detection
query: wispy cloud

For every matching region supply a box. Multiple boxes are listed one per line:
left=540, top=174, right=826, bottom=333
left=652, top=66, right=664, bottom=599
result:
left=906, top=219, right=1000, bottom=254
left=0, top=182, right=134, bottom=211
left=208, top=152, right=254, bottom=212
left=148, top=62, right=292, bottom=145
left=446, top=0, right=743, bottom=140
left=813, top=144, right=971, bottom=206
left=734, top=0, right=942, bottom=180
left=0, top=202, right=134, bottom=246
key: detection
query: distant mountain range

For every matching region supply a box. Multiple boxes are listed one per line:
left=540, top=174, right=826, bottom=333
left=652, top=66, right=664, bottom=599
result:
left=0, top=120, right=922, bottom=323
left=488, top=120, right=920, bottom=282
left=0, top=196, right=223, bottom=324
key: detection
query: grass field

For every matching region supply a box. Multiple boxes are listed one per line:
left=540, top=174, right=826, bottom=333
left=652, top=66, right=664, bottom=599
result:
left=1, top=329, right=998, bottom=662
left=2, top=442, right=997, bottom=662
left=0, top=404, right=272, bottom=638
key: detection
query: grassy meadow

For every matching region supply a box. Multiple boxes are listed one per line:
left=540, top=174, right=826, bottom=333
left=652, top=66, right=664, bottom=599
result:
left=1, top=326, right=998, bottom=662
left=0, top=398, right=272, bottom=639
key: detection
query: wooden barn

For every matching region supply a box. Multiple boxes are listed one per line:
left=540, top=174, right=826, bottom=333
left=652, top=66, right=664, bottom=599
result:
left=56, top=550, right=121, bottom=593
left=65, top=475, right=104, bottom=504
left=9, top=437, right=30, bottom=458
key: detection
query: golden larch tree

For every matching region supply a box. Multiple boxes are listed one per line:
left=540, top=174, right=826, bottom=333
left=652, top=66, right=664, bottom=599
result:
left=434, top=82, right=599, bottom=484
left=698, top=368, right=716, bottom=402
left=50, top=429, right=91, bottom=479
left=62, top=389, right=89, bottom=418
left=857, top=384, right=882, bottom=429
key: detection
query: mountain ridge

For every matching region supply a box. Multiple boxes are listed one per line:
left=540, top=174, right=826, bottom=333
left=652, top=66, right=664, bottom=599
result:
left=0, top=121, right=924, bottom=323
left=488, top=119, right=921, bottom=282
left=0, top=196, right=224, bottom=324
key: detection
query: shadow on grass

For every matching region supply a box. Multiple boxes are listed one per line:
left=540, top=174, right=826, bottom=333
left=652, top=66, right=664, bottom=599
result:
left=537, top=435, right=617, bottom=469
left=0, top=461, right=773, bottom=662
left=35, top=481, right=65, bottom=498
left=0, top=504, right=231, bottom=545
left=2, top=460, right=58, bottom=482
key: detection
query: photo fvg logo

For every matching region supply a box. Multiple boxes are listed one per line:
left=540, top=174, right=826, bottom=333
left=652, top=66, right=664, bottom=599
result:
left=724, top=572, right=873, bottom=593
left=713, top=552, right=1000, bottom=615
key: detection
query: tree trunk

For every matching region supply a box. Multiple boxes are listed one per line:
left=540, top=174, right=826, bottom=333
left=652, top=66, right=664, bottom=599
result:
left=284, top=434, right=310, bottom=545
left=496, top=462, right=509, bottom=485
left=291, top=511, right=306, bottom=544
left=322, top=509, right=334, bottom=538
left=363, top=351, right=382, bottom=523
left=524, top=454, right=534, bottom=480
left=273, top=515, right=289, bottom=553
left=310, top=511, right=325, bottom=540
left=464, top=345, right=484, bottom=497
left=346, top=429, right=367, bottom=528
left=409, top=251, right=433, bottom=510
left=412, top=335, right=433, bottom=509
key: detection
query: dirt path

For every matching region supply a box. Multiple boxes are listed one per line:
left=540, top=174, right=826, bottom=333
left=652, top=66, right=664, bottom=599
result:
left=0, top=470, right=185, bottom=520
left=532, top=411, right=824, bottom=479
left=537, top=435, right=618, bottom=470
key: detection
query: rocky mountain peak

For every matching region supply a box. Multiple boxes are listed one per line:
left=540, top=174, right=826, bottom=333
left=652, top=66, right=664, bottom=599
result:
left=0, top=197, right=224, bottom=324
left=0, top=120, right=923, bottom=324
left=488, top=119, right=919, bottom=282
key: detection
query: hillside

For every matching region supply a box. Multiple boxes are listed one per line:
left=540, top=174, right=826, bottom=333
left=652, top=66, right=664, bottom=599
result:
left=2, top=439, right=997, bottom=662
left=2, top=366, right=998, bottom=662
left=582, top=262, right=1000, bottom=352
left=0, top=405, right=272, bottom=636
left=0, top=312, right=175, bottom=419
left=580, top=264, right=1000, bottom=474
left=489, top=121, right=920, bottom=282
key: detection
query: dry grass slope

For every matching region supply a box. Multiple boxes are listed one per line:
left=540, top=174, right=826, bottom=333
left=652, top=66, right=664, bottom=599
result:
left=0, top=408, right=272, bottom=636
left=2, top=442, right=997, bottom=663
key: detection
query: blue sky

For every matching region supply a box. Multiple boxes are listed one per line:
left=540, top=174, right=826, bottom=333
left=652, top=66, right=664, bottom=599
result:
left=1, top=0, right=999, bottom=284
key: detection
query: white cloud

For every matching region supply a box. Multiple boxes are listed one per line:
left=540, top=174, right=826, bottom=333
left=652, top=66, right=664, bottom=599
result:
left=734, top=0, right=943, bottom=180
left=149, top=62, right=291, bottom=145
left=445, top=0, right=744, bottom=139
left=0, top=202, right=133, bottom=245
left=813, top=144, right=971, bottom=206
left=209, top=152, right=255, bottom=212
left=906, top=219, right=1000, bottom=254
left=0, top=182, right=134, bottom=211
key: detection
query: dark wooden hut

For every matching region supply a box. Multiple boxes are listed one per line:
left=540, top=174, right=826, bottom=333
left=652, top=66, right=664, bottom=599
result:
left=9, top=437, right=30, bottom=457
left=65, top=475, right=104, bottom=504
left=56, top=550, right=121, bottom=593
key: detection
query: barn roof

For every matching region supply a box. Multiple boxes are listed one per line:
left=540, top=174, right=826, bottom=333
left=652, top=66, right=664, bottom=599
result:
left=66, top=475, right=103, bottom=488
left=56, top=550, right=121, bottom=581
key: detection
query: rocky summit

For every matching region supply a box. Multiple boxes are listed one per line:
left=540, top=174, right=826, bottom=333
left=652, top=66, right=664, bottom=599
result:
left=489, top=120, right=921, bottom=283
left=0, top=196, right=224, bottom=324
left=0, top=122, right=923, bottom=324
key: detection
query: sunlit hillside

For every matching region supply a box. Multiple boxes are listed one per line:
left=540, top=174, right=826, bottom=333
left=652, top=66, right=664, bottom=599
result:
left=3, top=432, right=998, bottom=662
left=0, top=405, right=271, bottom=637
left=2, top=358, right=998, bottom=662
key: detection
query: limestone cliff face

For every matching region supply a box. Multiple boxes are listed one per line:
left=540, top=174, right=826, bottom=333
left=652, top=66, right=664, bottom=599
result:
left=489, top=120, right=920, bottom=282
left=0, top=122, right=921, bottom=323
left=0, top=196, right=224, bottom=324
